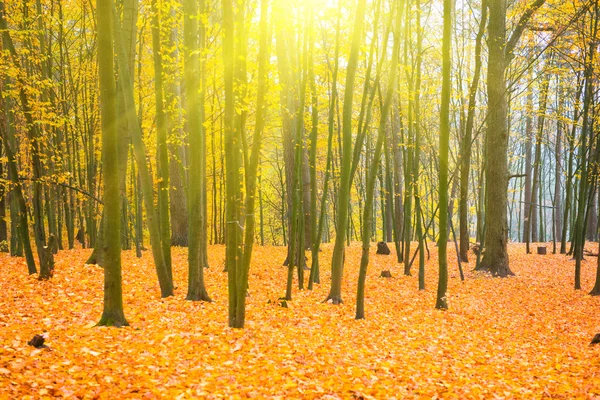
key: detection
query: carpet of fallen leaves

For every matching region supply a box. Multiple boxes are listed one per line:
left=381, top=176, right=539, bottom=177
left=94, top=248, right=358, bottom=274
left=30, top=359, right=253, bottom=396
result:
left=1, top=242, right=600, bottom=399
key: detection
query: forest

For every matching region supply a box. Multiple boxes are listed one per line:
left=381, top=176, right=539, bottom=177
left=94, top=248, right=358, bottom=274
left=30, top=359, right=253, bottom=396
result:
left=1, top=0, right=600, bottom=396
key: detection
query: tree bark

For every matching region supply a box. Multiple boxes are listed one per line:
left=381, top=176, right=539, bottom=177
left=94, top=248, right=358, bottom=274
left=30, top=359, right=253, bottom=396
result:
left=327, top=0, right=367, bottom=304
left=151, top=0, right=172, bottom=279
left=97, top=0, right=128, bottom=327
left=478, top=0, right=513, bottom=277
left=460, top=0, right=487, bottom=262
left=184, top=0, right=211, bottom=302
left=356, top=0, right=402, bottom=319
left=113, top=6, right=173, bottom=297
left=436, top=0, right=452, bottom=309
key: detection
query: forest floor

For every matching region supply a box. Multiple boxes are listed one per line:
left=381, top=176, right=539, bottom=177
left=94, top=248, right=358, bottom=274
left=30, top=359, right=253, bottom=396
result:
left=1, top=242, right=600, bottom=399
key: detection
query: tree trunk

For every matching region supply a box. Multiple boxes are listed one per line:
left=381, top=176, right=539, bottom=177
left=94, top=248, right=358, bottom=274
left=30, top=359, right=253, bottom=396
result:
left=167, top=9, right=188, bottom=247
left=238, top=0, right=269, bottom=326
left=561, top=79, right=582, bottom=254
left=553, top=87, right=563, bottom=253
left=459, top=0, right=487, bottom=262
left=436, top=0, right=451, bottom=309
left=528, top=58, right=551, bottom=249
left=97, top=0, right=128, bottom=327
left=184, top=0, right=212, bottom=302
left=478, top=0, right=513, bottom=277
left=113, top=7, right=173, bottom=297
left=116, top=0, right=137, bottom=253
left=356, top=0, right=402, bottom=319
left=523, top=84, right=534, bottom=250
left=327, top=0, right=367, bottom=304
left=151, top=0, right=172, bottom=279
left=574, top=6, right=597, bottom=289
left=222, top=0, right=244, bottom=327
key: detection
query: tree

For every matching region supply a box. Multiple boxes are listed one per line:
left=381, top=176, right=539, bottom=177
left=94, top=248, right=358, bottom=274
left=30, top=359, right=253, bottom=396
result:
left=356, top=0, right=403, bottom=320
left=96, top=0, right=128, bottom=327
left=527, top=55, right=552, bottom=251
left=459, top=0, right=487, bottom=262
left=112, top=6, right=174, bottom=297
left=240, top=0, right=270, bottom=325
left=222, top=0, right=245, bottom=328
left=326, top=0, right=367, bottom=304
left=150, top=0, right=172, bottom=280
left=309, top=0, right=343, bottom=289
left=477, top=0, right=546, bottom=277
left=573, top=2, right=598, bottom=290
left=184, top=0, right=211, bottom=302
left=436, top=0, right=452, bottom=310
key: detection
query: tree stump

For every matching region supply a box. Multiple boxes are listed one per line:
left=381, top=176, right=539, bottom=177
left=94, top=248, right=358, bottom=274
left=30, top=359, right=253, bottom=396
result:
left=376, top=242, right=391, bottom=255
left=76, top=228, right=85, bottom=247
left=38, top=234, right=56, bottom=280
left=380, top=270, right=392, bottom=278
left=537, top=246, right=547, bottom=255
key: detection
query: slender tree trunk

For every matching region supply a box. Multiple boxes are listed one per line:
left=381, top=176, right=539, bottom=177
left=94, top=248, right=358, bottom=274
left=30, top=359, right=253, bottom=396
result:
left=413, top=0, right=426, bottom=290
left=184, top=0, right=211, bottom=302
left=168, top=8, right=188, bottom=247
left=561, top=80, right=582, bottom=253
left=574, top=6, right=597, bottom=289
left=238, top=0, right=270, bottom=326
left=113, top=7, right=173, bottom=297
left=222, top=0, right=244, bottom=327
left=116, top=0, right=137, bottom=253
left=274, top=0, right=298, bottom=267
left=308, top=1, right=321, bottom=287
left=97, top=0, right=128, bottom=327
left=308, top=11, right=340, bottom=287
left=327, top=0, right=367, bottom=304
left=436, top=0, right=452, bottom=309
left=392, top=95, right=404, bottom=263
left=528, top=58, right=552, bottom=249
left=459, top=0, right=486, bottom=262
left=403, top=2, right=414, bottom=276
left=356, top=0, right=402, bottom=319
left=151, top=0, right=172, bottom=279
left=0, top=138, right=7, bottom=249
left=523, top=84, right=534, bottom=251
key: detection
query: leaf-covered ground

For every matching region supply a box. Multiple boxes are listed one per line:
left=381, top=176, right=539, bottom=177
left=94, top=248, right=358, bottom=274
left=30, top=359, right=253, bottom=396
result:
left=1, top=242, right=600, bottom=398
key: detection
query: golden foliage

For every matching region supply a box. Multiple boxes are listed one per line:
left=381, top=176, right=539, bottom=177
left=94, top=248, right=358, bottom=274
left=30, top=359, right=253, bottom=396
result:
left=1, top=243, right=600, bottom=398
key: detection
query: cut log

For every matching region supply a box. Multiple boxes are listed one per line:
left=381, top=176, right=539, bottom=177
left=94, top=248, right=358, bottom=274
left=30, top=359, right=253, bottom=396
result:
left=376, top=242, right=391, bottom=255
left=537, top=246, right=547, bottom=255
left=380, top=270, right=392, bottom=278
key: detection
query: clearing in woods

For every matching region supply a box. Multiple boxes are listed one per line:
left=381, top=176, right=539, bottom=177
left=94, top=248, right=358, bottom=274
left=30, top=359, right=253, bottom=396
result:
left=0, top=243, right=599, bottom=398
